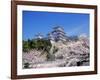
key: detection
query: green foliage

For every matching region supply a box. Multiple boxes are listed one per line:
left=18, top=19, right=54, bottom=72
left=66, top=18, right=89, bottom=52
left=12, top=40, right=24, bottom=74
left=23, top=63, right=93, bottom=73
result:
left=23, top=39, right=52, bottom=52
left=23, top=40, right=30, bottom=52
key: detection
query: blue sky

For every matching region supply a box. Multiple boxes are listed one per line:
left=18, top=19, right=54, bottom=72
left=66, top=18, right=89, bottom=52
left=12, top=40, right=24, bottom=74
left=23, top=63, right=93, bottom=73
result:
left=22, top=11, right=89, bottom=40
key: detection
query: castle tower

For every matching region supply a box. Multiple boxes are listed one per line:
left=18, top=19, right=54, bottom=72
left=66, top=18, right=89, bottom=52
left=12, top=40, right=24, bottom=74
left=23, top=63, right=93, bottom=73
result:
left=51, top=26, right=67, bottom=42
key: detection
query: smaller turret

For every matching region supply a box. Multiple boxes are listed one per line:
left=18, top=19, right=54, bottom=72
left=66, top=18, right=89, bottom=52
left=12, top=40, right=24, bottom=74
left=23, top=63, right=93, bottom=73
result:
left=35, top=33, right=44, bottom=39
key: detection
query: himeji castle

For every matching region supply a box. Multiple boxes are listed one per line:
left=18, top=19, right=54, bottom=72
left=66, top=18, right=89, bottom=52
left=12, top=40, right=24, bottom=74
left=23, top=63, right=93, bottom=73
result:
left=35, top=26, right=68, bottom=43
left=49, top=26, right=68, bottom=42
